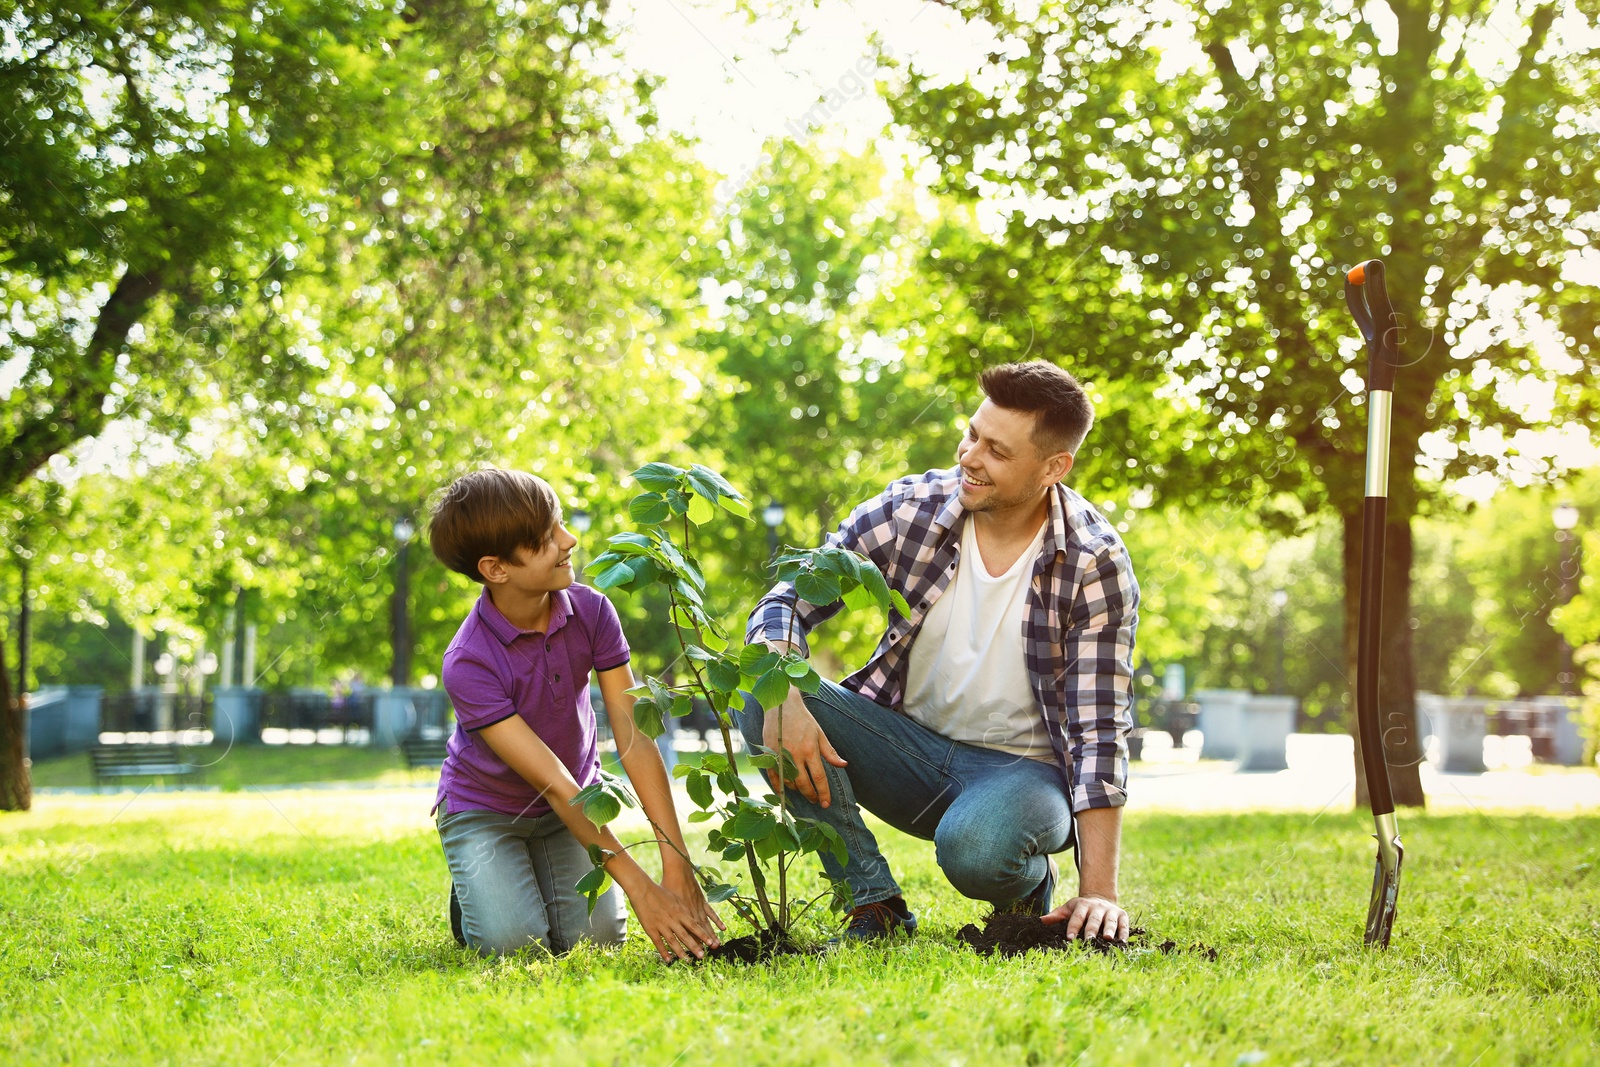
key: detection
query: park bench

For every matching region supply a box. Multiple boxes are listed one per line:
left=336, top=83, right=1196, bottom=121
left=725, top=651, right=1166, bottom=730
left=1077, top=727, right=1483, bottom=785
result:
left=89, top=744, right=201, bottom=789
left=401, top=736, right=450, bottom=768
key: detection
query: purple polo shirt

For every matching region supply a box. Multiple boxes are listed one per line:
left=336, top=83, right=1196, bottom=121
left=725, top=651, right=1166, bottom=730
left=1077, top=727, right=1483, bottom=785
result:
left=434, top=583, right=630, bottom=818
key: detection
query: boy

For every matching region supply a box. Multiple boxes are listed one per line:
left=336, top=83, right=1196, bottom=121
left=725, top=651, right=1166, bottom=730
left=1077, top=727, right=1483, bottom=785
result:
left=428, top=468, right=722, bottom=961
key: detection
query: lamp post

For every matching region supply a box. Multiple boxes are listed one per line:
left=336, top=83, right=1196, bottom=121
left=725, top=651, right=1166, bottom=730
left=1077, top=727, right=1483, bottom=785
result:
left=762, top=499, right=785, bottom=571
left=392, top=517, right=416, bottom=689
left=1553, top=501, right=1580, bottom=697
left=1271, top=588, right=1289, bottom=697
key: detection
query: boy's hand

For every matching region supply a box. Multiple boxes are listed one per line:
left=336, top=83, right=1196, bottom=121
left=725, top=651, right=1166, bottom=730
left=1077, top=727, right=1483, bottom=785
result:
left=628, top=881, right=722, bottom=963
left=663, top=865, right=726, bottom=941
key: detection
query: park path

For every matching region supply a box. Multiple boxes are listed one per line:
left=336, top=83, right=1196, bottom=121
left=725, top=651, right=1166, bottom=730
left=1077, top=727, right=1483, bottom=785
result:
left=1130, top=733, right=1600, bottom=814
left=15, top=733, right=1595, bottom=841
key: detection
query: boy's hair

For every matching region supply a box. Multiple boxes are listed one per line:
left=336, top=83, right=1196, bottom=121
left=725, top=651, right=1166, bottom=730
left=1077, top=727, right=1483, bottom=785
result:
left=978, top=360, right=1095, bottom=457
left=429, top=468, right=561, bottom=583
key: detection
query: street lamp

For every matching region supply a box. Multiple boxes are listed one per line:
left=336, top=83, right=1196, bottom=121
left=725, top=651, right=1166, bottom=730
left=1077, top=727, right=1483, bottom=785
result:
left=1553, top=502, right=1580, bottom=696
left=1271, top=588, right=1289, bottom=696
left=392, top=517, right=416, bottom=689
left=762, top=499, right=785, bottom=568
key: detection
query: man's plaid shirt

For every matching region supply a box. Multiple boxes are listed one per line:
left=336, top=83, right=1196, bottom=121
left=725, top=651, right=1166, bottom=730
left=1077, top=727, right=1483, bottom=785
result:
left=746, top=467, right=1139, bottom=813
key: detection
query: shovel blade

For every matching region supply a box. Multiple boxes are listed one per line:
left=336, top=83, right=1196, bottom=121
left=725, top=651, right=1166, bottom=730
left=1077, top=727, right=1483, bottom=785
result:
left=1363, top=822, right=1404, bottom=949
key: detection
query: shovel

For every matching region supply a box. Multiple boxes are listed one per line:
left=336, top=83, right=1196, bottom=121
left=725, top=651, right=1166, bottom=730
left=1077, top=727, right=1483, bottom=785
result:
left=1344, top=259, right=1405, bottom=949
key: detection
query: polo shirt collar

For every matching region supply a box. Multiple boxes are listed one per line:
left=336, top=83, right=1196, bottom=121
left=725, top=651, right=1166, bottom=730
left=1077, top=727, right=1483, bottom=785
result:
left=475, top=587, right=571, bottom=645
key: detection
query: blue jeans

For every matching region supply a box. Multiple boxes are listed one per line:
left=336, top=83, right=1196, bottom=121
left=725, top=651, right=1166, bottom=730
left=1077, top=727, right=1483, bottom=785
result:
left=437, top=806, right=627, bottom=956
left=736, top=680, right=1076, bottom=908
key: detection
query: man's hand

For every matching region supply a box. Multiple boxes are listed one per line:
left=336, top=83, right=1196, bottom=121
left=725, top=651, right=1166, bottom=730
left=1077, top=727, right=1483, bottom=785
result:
left=762, top=687, right=847, bottom=808
left=1041, top=895, right=1129, bottom=942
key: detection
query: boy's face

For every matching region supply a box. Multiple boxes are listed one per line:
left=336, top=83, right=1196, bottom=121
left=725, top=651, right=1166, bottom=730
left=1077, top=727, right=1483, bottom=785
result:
left=480, top=519, right=580, bottom=595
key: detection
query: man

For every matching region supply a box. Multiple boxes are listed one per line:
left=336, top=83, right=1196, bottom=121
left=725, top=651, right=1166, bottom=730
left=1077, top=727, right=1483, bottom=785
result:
left=740, top=360, right=1138, bottom=942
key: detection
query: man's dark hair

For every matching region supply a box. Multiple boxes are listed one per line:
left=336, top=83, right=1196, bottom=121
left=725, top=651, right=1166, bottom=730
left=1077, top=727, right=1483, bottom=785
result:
left=429, top=468, right=560, bottom=583
left=979, top=360, right=1095, bottom=457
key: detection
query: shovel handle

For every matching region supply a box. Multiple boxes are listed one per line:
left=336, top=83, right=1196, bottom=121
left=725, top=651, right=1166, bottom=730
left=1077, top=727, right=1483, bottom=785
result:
left=1344, top=260, right=1401, bottom=392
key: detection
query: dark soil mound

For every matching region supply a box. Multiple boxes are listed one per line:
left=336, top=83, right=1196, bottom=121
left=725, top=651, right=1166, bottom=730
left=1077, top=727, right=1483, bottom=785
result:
left=957, top=913, right=1217, bottom=961
left=700, top=929, right=813, bottom=964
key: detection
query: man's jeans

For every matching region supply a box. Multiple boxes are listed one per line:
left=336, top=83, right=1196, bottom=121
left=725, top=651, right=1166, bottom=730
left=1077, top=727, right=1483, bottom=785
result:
left=736, top=680, right=1076, bottom=908
left=437, top=806, right=627, bottom=956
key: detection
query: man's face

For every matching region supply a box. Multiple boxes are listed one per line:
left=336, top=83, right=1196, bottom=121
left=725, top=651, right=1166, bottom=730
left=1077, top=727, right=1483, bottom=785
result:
left=488, top=518, right=579, bottom=594
left=954, top=399, right=1072, bottom=513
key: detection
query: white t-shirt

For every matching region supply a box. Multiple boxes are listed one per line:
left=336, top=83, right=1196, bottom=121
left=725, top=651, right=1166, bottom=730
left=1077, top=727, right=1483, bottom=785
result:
left=903, top=515, right=1054, bottom=761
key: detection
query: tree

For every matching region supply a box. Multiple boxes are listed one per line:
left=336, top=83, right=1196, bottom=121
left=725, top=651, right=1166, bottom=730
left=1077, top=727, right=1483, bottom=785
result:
left=687, top=143, right=952, bottom=663
left=887, top=0, right=1600, bottom=806
left=0, top=0, right=716, bottom=804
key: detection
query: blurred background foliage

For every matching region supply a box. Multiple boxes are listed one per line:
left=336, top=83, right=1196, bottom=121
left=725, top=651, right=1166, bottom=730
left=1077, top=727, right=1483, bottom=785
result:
left=2, top=0, right=1597, bottom=741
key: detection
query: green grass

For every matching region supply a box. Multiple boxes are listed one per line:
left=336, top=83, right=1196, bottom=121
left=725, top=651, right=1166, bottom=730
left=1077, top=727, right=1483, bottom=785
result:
left=3, top=792, right=1598, bottom=1065
left=27, top=743, right=436, bottom=790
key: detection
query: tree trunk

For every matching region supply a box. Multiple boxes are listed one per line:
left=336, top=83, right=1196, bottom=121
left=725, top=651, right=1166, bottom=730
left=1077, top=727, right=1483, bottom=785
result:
left=0, top=628, right=31, bottom=812
left=1342, top=508, right=1426, bottom=809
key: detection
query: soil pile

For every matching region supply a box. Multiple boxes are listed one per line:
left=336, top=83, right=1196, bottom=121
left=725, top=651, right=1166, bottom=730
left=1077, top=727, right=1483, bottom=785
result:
left=700, top=930, right=812, bottom=964
left=956, top=913, right=1217, bottom=961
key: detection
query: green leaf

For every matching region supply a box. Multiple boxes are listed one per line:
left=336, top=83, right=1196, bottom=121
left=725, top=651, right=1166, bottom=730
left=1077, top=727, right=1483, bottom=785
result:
left=632, top=462, right=685, bottom=491
left=633, top=697, right=664, bottom=739
left=706, top=658, right=741, bottom=694
left=609, top=530, right=656, bottom=548
left=782, top=656, right=810, bottom=678
left=792, top=666, right=822, bottom=695
left=721, top=843, right=747, bottom=862
left=629, top=492, right=670, bottom=525
left=720, top=495, right=751, bottom=518
left=665, top=489, right=690, bottom=515
left=687, top=809, right=714, bottom=823
left=587, top=843, right=610, bottom=866
left=592, top=561, right=635, bottom=591
left=686, top=493, right=716, bottom=526
left=684, top=644, right=716, bottom=663
left=671, top=693, right=692, bottom=718
left=699, top=627, right=728, bottom=653
left=729, top=806, right=777, bottom=841
left=772, top=822, right=802, bottom=853
left=686, top=771, right=713, bottom=810
left=794, top=569, right=842, bottom=605
left=740, top=645, right=780, bottom=675
left=826, top=548, right=863, bottom=582
left=860, top=562, right=907, bottom=616
left=684, top=466, right=722, bottom=502
left=841, top=582, right=873, bottom=612
left=752, top=668, right=790, bottom=710
left=691, top=463, right=742, bottom=496
left=575, top=866, right=611, bottom=915
left=704, top=883, right=740, bottom=904
left=580, top=790, right=622, bottom=827
left=583, top=550, right=624, bottom=576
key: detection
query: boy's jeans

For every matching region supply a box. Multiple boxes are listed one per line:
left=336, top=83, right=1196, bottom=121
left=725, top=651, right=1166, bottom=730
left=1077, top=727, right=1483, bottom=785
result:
left=437, top=806, right=627, bottom=956
left=736, top=680, right=1077, bottom=909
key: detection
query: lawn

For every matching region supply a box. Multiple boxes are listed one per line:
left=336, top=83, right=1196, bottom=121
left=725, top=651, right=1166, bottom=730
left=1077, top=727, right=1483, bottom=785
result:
left=27, top=743, right=439, bottom=790
left=2, top=789, right=1596, bottom=1065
